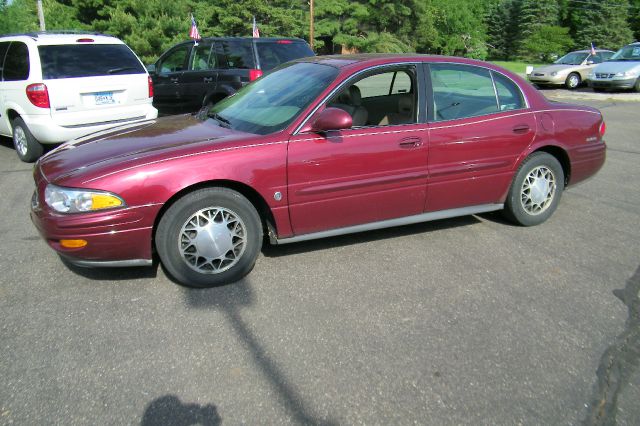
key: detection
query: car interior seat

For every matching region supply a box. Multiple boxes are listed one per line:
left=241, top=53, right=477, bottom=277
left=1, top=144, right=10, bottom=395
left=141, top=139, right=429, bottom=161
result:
left=330, top=85, right=369, bottom=127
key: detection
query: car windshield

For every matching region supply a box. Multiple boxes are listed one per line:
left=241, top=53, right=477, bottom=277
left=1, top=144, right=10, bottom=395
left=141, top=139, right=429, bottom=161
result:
left=554, top=52, right=588, bottom=65
left=204, top=62, right=339, bottom=135
left=609, top=45, right=640, bottom=61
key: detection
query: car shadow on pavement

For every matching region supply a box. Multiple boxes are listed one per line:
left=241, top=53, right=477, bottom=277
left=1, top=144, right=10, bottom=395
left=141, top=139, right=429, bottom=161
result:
left=182, top=279, right=338, bottom=425
left=60, top=256, right=160, bottom=281
left=262, top=215, right=480, bottom=257
left=141, top=395, right=221, bottom=426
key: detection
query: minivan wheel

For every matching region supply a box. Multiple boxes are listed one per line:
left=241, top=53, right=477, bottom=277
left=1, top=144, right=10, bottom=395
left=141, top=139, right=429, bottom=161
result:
left=12, top=117, right=44, bottom=162
left=504, top=152, right=564, bottom=226
left=565, top=73, right=581, bottom=90
left=156, top=188, right=262, bottom=288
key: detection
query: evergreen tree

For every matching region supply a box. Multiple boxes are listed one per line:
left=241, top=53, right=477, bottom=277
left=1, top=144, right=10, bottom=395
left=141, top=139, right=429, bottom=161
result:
left=516, top=0, right=560, bottom=56
left=569, top=0, right=633, bottom=50
left=486, top=0, right=520, bottom=59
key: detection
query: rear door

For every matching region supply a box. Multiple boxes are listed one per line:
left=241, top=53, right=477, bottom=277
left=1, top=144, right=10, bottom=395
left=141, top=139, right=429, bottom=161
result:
left=425, top=63, right=535, bottom=212
left=151, top=44, right=191, bottom=110
left=214, top=40, right=255, bottom=93
left=180, top=40, right=218, bottom=110
left=41, top=42, right=152, bottom=126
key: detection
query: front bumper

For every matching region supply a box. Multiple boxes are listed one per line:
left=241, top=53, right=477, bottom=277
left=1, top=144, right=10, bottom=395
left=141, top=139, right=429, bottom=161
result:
left=527, top=75, right=566, bottom=85
left=30, top=194, right=162, bottom=266
left=587, top=77, right=636, bottom=90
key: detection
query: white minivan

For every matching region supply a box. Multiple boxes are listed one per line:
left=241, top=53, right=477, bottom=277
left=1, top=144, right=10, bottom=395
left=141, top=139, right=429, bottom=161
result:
left=588, top=42, right=640, bottom=92
left=0, top=32, right=158, bottom=162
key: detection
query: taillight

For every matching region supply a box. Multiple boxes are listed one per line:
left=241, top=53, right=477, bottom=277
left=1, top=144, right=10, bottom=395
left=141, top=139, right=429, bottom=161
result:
left=76, top=38, right=94, bottom=43
left=249, top=69, right=263, bottom=81
left=26, top=83, right=50, bottom=108
left=277, top=40, right=293, bottom=44
left=148, top=75, right=154, bottom=98
left=599, top=120, right=606, bottom=137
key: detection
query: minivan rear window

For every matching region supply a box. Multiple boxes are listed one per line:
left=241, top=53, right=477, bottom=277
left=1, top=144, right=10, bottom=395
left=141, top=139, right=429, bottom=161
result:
left=257, top=42, right=314, bottom=71
left=39, top=44, right=145, bottom=79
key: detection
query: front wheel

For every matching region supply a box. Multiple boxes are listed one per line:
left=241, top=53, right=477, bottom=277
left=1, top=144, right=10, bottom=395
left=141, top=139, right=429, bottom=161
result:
left=565, top=73, right=581, bottom=90
left=634, top=78, right=640, bottom=93
left=504, top=152, right=564, bottom=226
left=156, top=188, right=263, bottom=288
left=12, top=117, right=43, bottom=162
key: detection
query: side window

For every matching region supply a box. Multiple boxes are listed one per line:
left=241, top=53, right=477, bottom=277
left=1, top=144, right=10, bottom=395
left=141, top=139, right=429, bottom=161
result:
left=158, top=46, right=189, bottom=74
left=601, top=51, right=614, bottom=61
left=191, top=42, right=215, bottom=71
left=217, top=41, right=255, bottom=69
left=328, top=68, right=417, bottom=127
left=430, top=63, right=498, bottom=121
left=492, top=72, right=525, bottom=111
left=0, top=41, right=10, bottom=80
left=4, top=42, right=30, bottom=81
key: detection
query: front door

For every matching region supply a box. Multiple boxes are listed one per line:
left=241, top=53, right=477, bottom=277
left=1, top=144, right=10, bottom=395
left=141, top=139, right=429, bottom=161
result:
left=287, top=65, right=429, bottom=236
left=152, top=44, right=190, bottom=111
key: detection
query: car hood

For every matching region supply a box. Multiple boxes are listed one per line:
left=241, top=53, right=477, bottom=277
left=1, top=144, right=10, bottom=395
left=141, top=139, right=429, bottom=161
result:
left=38, top=114, right=256, bottom=183
left=592, top=61, right=640, bottom=73
left=531, top=64, right=576, bottom=74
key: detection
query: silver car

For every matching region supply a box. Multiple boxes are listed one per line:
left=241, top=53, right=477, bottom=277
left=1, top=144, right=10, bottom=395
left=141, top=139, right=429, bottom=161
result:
left=527, top=49, right=614, bottom=89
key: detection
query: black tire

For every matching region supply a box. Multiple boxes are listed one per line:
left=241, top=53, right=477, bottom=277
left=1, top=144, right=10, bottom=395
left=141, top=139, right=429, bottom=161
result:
left=565, top=73, right=581, bottom=90
left=12, top=117, right=44, bottom=162
left=634, top=78, right=640, bottom=93
left=156, top=187, right=262, bottom=288
left=504, top=152, right=564, bottom=226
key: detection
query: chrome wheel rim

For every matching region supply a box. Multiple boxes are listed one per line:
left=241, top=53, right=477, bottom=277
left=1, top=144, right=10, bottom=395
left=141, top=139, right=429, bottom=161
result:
left=568, top=75, right=579, bottom=88
left=14, top=126, right=28, bottom=156
left=520, top=166, right=556, bottom=215
left=178, top=207, right=247, bottom=274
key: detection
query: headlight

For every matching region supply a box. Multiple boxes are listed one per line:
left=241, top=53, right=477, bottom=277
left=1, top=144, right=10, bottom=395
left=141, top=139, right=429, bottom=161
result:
left=550, top=72, right=558, bottom=76
left=44, top=184, right=125, bottom=213
left=615, top=71, right=638, bottom=78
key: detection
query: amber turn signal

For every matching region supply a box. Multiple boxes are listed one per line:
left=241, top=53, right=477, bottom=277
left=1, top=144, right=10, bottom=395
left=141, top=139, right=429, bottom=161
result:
left=60, top=239, right=88, bottom=248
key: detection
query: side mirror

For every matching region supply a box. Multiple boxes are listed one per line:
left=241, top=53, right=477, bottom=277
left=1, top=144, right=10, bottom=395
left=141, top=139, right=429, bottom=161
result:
left=586, top=60, right=594, bottom=65
left=307, top=107, right=353, bottom=133
left=146, top=64, right=156, bottom=74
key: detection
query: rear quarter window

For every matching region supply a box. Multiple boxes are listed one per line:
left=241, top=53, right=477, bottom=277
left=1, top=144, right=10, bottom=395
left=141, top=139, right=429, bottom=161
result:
left=217, top=41, right=255, bottom=69
left=256, top=42, right=314, bottom=71
left=38, top=44, right=145, bottom=79
left=4, top=41, right=30, bottom=81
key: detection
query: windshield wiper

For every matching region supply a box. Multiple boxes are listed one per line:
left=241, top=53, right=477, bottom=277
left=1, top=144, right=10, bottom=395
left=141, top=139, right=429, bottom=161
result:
left=207, top=112, right=231, bottom=128
left=107, top=67, right=140, bottom=74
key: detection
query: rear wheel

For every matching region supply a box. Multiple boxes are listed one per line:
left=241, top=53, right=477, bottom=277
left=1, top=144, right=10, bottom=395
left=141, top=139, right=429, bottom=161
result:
left=565, top=73, right=581, bottom=90
left=12, top=117, right=43, bottom=162
left=634, top=78, right=640, bottom=93
left=156, top=188, right=262, bottom=288
left=504, top=152, right=564, bottom=226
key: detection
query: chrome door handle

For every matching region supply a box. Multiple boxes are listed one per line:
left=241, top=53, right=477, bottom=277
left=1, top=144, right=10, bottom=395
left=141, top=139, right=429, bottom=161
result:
left=399, top=137, right=422, bottom=148
left=203, top=77, right=213, bottom=83
left=512, top=125, right=530, bottom=134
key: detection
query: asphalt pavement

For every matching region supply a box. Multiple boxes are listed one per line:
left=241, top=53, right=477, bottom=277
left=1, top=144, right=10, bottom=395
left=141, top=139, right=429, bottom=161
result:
left=0, top=95, right=638, bottom=425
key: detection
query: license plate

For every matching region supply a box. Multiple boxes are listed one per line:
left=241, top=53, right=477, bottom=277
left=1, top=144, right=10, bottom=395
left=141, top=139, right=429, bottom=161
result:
left=95, top=92, right=115, bottom=105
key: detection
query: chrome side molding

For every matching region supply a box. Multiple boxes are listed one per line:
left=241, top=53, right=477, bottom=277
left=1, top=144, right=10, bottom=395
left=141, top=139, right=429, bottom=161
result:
left=273, top=203, right=504, bottom=245
left=63, top=257, right=153, bottom=268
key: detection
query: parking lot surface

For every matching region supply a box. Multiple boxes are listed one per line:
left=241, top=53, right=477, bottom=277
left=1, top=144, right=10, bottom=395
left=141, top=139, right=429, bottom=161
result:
left=0, top=97, right=638, bottom=425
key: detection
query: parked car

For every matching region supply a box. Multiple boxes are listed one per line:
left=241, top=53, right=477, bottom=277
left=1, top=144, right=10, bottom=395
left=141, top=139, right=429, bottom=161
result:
left=0, top=32, right=157, bottom=162
left=148, top=37, right=314, bottom=114
left=527, top=49, right=614, bottom=89
left=588, top=42, right=640, bottom=92
left=31, top=54, right=606, bottom=288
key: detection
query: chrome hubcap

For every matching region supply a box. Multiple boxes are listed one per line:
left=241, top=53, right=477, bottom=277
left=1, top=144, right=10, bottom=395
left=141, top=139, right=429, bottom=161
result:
left=520, top=166, right=556, bottom=215
left=14, top=126, right=28, bottom=156
left=178, top=207, right=247, bottom=274
left=569, top=76, right=579, bottom=88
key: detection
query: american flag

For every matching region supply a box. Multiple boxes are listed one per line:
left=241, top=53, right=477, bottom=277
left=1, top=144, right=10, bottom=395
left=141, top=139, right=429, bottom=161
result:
left=252, top=16, right=260, bottom=38
left=189, top=14, right=201, bottom=40
left=590, top=42, right=596, bottom=56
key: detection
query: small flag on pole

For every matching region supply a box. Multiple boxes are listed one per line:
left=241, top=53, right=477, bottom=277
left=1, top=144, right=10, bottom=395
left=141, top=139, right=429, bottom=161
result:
left=252, top=16, right=260, bottom=38
left=590, top=42, right=596, bottom=56
left=189, top=14, right=201, bottom=41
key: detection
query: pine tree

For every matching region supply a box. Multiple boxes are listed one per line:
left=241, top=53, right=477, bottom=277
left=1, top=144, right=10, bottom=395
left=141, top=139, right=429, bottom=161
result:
left=569, top=0, right=633, bottom=50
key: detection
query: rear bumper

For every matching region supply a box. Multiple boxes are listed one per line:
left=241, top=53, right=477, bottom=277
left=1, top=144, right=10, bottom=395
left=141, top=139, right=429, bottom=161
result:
left=22, top=104, right=158, bottom=144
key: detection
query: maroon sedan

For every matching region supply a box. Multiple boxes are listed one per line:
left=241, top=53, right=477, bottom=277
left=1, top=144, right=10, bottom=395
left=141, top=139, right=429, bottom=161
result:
left=31, top=55, right=606, bottom=287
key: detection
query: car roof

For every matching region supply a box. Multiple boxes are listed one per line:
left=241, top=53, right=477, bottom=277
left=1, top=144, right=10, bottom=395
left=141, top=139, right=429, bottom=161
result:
left=0, top=32, right=121, bottom=45
left=296, top=53, right=490, bottom=69
left=571, top=49, right=614, bottom=53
